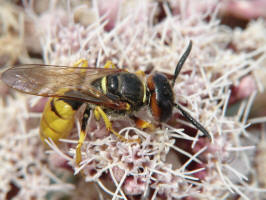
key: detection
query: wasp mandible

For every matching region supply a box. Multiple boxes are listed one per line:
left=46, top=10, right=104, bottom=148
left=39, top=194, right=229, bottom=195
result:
left=2, top=40, right=211, bottom=165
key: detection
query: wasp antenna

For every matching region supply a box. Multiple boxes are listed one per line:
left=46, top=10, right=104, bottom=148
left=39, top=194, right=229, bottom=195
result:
left=172, top=40, right=193, bottom=87
left=175, top=104, right=212, bottom=141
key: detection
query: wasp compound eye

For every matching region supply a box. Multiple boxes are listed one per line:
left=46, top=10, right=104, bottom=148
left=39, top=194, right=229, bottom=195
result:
left=147, top=73, right=174, bottom=122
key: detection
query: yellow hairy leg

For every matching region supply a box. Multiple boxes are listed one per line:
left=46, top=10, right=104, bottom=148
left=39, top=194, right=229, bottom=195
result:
left=134, top=118, right=155, bottom=131
left=75, top=108, right=90, bottom=165
left=94, top=106, right=141, bottom=143
left=75, top=129, right=87, bottom=165
left=135, top=70, right=145, bottom=77
left=75, top=60, right=117, bottom=166
left=70, top=58, right=89, bottom=73
left=71, top=59, right=91, bottom=165
left=73, top=59, right=88, bottom=67
left=104, top=60, right=117, bottom=69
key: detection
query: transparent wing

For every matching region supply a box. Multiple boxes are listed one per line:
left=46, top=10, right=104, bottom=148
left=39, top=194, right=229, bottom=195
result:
left=2, top=64, right=128, bottom=110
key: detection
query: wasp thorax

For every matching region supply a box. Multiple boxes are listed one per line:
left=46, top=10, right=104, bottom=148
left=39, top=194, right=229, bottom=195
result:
left=104, top=72, right=145, bottom=109
left=147, top=73, right=174, bottom=122
left=107, top=75, right=119, bottom=95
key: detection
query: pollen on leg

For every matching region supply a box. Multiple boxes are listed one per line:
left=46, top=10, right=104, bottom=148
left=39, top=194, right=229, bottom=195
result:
left=104, top=60, right=116, bottom=69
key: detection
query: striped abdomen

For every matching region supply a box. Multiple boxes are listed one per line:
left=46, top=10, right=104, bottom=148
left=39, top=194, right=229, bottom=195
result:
left=39, top=97, right=82, bottom=144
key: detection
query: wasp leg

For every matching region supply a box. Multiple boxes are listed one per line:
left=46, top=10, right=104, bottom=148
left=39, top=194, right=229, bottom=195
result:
left=94, top=106, right=141, bottom=143
left=104, top=60, right=117, bottom=69
left=71, top=59, right=90, bottom=165
left=133, top=117, right=155, bottom=131
left=67, top=58, right=89, bottom=73
left=76, top=106, right=91, bottom=165
left=73, top=59, right=89, bottom=68
left=135, top=70, right=145, bottom=77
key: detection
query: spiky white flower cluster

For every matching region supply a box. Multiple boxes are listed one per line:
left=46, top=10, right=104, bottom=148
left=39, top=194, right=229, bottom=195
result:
left=0, top=93, right=74, bottom=200
left=1, top=0, right=266, bottom=199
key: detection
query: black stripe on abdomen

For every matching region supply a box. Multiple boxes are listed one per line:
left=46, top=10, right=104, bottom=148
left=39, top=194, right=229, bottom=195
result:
left=50, top=98, right=62, bottom=118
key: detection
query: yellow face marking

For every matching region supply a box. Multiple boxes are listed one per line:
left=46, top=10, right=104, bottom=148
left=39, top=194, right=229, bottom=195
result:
left=101, top=76, right=107, bottom=94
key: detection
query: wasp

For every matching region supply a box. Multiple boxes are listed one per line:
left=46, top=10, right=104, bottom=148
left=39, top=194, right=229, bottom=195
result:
left=2, top=41, right=211, bottom=165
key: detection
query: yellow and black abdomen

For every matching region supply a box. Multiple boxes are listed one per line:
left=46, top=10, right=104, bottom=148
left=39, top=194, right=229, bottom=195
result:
left=40, top=97, right=82, bottom=144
